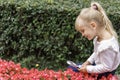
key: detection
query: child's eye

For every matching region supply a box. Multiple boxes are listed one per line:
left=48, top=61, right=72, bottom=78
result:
left=81, top=30, right=84, bottom=33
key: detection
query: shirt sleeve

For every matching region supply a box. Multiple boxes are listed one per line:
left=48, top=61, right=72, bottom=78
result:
left=86, top=48, right=116, bottom=73
left=87, top=52, right=96, bottom=64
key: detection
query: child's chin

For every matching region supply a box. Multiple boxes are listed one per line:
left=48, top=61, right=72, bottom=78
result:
left=87, top=37, right=93, bottom=40
left=88, top=38, right=92, bottom=40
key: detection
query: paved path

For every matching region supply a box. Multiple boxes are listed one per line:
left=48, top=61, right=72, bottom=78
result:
left=117, top=75, right=120, bottom=80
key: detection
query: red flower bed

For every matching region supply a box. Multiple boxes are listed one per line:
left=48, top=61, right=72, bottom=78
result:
left=0, top=59, right=118, bottom=80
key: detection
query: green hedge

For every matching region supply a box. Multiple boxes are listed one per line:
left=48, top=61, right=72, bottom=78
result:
left=0, top=0, right=120, bottom=73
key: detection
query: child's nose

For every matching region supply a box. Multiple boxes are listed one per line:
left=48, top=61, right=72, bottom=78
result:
left=82, top=33, right=85, bottom=37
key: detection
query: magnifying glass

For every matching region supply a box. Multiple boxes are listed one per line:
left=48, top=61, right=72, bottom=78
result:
left=67, top=60, right=81, bottom=68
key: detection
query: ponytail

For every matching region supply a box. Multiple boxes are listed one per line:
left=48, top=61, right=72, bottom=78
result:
left=91, top=2, right=118, bottom=39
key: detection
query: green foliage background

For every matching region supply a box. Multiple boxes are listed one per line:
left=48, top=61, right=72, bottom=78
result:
left=0, top=0, right=120, bottom=73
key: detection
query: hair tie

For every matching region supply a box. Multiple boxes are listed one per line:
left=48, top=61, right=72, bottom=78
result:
left=92, top=4, right=98, bottom=10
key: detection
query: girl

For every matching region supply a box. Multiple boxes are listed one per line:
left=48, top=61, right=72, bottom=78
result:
left=75, top=2, right=120, bottom=79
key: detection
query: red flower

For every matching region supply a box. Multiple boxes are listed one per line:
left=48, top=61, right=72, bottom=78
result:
left=0, top=59, right=118, bottom=80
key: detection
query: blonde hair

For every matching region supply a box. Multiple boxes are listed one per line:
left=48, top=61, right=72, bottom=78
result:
left=75, top=2, right=118, bottom=39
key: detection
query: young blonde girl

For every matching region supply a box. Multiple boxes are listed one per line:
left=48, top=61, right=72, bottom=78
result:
left=75, top=2, right=120, bottom=79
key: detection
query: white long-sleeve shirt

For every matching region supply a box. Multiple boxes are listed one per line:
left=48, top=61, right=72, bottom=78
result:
left=86, top=36, right=120, bottom=73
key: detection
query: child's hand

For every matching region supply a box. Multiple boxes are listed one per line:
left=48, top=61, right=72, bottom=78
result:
left=82, top=61, right=91, bottom=66
left=78, top=61, right=90, bottom=73
left=78, top=65, right=87, bottom=73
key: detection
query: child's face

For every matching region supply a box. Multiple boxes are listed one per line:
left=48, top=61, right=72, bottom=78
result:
left=76, top=24, right=96, bottom=40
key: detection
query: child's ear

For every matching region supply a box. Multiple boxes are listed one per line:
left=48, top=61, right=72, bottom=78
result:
left=90, top=22, right=97, bottom=30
